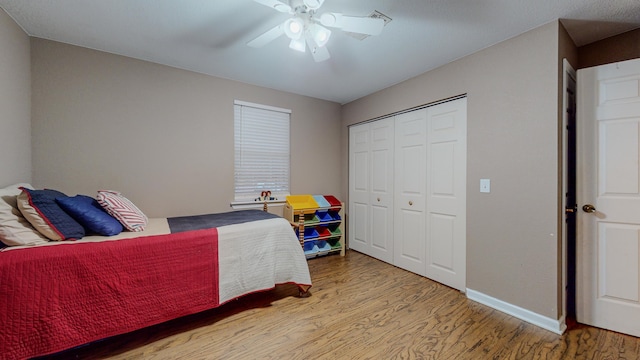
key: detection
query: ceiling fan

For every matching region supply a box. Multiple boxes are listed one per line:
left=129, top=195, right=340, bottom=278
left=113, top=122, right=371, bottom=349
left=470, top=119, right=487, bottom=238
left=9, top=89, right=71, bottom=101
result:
left=248, top=0, right=386, bottom=62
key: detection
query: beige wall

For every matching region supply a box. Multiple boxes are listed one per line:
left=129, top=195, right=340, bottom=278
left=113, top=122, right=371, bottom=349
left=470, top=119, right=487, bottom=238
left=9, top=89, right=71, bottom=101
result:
left=0, top=8, right=31, bottom=187
left=30, top=39, right=342, bottom=218
left=578, top=28, right=640, bottom=69
left=342, top=22, right=562, bottom=319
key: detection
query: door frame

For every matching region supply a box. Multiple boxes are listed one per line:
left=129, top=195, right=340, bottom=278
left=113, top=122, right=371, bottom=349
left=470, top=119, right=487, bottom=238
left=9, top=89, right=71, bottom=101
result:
left=562, top=58, right=577, bottom=323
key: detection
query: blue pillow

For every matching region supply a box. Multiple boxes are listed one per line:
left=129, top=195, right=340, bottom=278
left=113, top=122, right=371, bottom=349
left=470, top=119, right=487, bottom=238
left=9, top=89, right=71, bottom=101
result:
left=18, top=188, right=85, bottom=240
left=56, top=195, right=123, bottom=236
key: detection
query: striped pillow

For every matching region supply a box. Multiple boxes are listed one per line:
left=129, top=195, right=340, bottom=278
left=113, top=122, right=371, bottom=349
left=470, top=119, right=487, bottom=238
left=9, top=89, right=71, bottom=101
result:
left=96, top=190, right=148, bottom=232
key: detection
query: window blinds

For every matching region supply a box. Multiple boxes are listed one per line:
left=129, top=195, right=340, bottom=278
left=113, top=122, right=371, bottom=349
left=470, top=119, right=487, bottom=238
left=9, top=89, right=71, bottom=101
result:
left=234, top=102, right=290, bottom=202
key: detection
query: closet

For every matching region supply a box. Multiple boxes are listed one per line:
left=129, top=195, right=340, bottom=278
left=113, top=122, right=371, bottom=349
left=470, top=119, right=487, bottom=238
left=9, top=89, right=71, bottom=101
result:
left=348, top=97, right=467, bottom=291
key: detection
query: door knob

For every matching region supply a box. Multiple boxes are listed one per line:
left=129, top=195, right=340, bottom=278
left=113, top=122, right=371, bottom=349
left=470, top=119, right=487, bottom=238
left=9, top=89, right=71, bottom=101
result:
left=582, top=204, right=596, bottom=213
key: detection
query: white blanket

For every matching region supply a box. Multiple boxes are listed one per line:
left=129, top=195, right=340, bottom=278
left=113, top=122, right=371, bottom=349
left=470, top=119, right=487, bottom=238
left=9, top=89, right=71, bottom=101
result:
left=217, top=217, right=312, bottom=304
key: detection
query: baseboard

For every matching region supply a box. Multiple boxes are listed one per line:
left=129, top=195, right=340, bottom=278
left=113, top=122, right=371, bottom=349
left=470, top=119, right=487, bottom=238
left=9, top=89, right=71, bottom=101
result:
left=466, top=288, right=567, bottom=335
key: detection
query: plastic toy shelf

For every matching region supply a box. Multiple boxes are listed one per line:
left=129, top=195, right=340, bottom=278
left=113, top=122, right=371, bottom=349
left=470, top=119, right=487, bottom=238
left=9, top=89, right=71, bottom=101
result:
left=284, top=195, right=345, bottom=259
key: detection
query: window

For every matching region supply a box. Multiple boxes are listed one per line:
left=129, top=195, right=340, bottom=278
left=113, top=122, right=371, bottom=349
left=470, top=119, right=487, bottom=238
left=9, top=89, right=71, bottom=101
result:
left=233, top=100, right=290, bottom=203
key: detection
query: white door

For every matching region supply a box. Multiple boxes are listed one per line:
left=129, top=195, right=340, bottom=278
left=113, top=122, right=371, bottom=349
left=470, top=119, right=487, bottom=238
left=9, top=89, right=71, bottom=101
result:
left=369, top=118, right=394, bottom=263
left=394, top=109, right=428, bottom=275
left=425, top=98, right=467, bottom=292
left=577, top=58, right=640, bottom=337
left=349, top=121, right=394, bottom=261
left=349, top=123, right=370, bottom=254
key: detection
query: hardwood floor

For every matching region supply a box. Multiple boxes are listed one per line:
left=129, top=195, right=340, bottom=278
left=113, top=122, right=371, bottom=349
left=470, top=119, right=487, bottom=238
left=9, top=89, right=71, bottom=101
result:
left=39, top=251, right=640, bottom=359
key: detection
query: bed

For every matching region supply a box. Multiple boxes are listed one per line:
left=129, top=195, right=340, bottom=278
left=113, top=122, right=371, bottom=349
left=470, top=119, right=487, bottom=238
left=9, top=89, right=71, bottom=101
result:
left=0, top=191, right=312, bottom=359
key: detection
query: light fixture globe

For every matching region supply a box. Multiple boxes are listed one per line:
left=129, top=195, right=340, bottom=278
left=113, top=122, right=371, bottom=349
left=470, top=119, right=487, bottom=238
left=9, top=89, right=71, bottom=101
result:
left=284, top=17, right=305, bottom=40
left=289, top=37, right=306, bottom=52
left=309, top=23, right=331, bottom=47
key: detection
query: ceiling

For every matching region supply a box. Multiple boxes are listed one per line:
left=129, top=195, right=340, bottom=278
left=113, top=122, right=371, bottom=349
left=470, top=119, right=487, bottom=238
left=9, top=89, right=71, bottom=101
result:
left=1, top=0, right=639, bottom=104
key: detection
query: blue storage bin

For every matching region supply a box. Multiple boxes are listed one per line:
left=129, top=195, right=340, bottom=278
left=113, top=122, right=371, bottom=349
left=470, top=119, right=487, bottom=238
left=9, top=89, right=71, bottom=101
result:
left=316, top=240, right=332, bottom=252
left=307, top=228, right=319, bottom=238
left=313, top=195, right=331, bottom=208
left=304, top=240, right=317, bottom=251
left=296, top=227, right=319, bottom=239
left=316, top=210, right=332, bottom=222
left=304, top=241, right=319, bottom=256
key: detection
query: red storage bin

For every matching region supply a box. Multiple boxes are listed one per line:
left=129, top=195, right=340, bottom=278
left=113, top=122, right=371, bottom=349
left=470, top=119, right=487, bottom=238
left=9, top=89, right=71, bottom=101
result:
left=323, top=195, right=341, bottom=210
left=316, top=226, right=331, bottom=238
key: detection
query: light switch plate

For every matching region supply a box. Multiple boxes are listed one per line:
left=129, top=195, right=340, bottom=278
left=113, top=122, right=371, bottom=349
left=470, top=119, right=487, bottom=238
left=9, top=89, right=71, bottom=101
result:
left=480, top=179, right=491, bottom=193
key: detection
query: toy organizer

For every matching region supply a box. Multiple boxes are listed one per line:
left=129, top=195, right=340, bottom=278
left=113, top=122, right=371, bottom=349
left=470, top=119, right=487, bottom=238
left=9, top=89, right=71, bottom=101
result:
left=284, top=195, right=344, bottom=259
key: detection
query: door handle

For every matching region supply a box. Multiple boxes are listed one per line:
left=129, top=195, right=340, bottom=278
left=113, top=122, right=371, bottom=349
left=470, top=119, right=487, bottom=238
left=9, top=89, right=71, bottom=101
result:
left=582, top=204, right=596, bottom=213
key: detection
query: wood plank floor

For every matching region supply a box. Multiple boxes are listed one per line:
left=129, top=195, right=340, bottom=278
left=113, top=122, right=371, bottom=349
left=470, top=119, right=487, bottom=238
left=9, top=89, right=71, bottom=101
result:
left=39, top=251, right=640, bottom=359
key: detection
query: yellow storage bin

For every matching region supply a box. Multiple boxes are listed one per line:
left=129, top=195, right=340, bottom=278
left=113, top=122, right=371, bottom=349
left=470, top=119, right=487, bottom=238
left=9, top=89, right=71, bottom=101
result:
left=286, top=195, right=319, bottom=214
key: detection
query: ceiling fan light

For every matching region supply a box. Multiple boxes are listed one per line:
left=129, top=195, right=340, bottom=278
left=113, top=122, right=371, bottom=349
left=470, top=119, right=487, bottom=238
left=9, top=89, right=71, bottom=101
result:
left=309, top=23, right=331, bottom=47
left=284, top=17, right=304, bottom=40
left=303, top=0, right=324, bottom=10
left=289, top=37, right=306, bottom=53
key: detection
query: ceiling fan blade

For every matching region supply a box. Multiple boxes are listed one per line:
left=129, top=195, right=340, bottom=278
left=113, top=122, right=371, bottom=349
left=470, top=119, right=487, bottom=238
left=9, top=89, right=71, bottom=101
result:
left=340, top=15, right=385, bottom=35
left=310, top=43, right=330, bottom=62
left=252, top=0, right=292, bottom=13
left=247, top=23, right=285, bottom=48
left=320, top=12, right=385, bottom=36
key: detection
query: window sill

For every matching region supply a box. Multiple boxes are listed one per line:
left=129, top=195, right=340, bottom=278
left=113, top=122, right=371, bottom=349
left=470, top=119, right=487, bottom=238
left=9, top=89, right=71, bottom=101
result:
left=230, top=199, right=286, bottom=210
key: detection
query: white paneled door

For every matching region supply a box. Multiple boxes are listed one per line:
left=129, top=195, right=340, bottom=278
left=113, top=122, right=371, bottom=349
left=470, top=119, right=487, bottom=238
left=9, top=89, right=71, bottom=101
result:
left=577, top=58, right=640, bottom=337
left=394, top=109, right=428, bottom=275
left=349, top=123, right=370, bottom=255
left=349, top=119, right=394, bottom=262
left=369, top=118, right=395, bottom=263
left=425, top=98, right=467, bottom=292
left=393, top=99, right=467, bottom=289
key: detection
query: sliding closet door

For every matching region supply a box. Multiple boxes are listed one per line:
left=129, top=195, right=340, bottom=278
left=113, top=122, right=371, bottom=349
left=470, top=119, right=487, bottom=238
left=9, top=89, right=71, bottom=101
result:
left=368, top=118, right=394, bottom=263
left=349, top=123, right=370, bottom=254
left=349, top=98, right=467, bottom=291
left=348, top=120, right=394, bottom=262
left=394, top=109, right=428, bottom=275
left=425, top=98, right=467, bottom=291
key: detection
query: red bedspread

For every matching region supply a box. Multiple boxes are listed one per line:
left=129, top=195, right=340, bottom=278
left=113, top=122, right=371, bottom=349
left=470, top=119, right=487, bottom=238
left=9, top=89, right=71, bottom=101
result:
left=0, top=228, right=219, bottom=359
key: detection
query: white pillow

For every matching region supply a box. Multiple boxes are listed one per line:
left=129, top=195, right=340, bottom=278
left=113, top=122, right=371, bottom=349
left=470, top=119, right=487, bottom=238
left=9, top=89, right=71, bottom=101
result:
left=0, top=183, right=49, bottom=246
